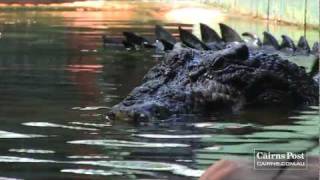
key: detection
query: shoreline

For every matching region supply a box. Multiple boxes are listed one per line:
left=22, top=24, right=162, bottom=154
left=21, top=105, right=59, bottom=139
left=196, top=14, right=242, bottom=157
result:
left=0, top=0, right=318, bottom=32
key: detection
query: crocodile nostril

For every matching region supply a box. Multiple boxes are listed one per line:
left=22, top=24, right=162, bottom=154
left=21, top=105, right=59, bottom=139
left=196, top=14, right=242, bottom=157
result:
left=133, top=112, right=148, bottom=122
left=106, top=112, right=115, bottom=120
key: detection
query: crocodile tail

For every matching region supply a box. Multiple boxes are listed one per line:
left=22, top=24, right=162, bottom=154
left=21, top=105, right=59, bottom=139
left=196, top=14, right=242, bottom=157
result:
left=200, top=23, right=222, bottom=43
left=263, top=31, right=280, bottom=50
left=179, top=26, right=210, bottom=50
left=219, top=23, right=243, bottom=42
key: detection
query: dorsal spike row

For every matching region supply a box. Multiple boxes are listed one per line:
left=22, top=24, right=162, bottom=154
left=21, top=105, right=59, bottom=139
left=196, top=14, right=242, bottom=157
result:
left=200, top=23, right=222, bottom=43
left=263, top=32, right=280, bottom=50
left=312, top=42, right=320, bottom=54
left=242, top=32, right=262, bottom=46
left=122, top=31, right=155, bottom=49
left=159, top=39, right=174, bottom=51
left=123, top=31, right=149, bottom=46
left=177, top=24, right=315, bottom=56
left=178, top=26, right=210, bottom=50
left=219, top=23, right=243, bottom=43
left=155, top=25, right=176, bottom=45
left=280, top=35, right=296, bottom=50
left=262, top=32, right=312, bottom=53
left=242, top=32, right=257, bottom=40
left=297, top=36, right=310, bottom=52
left=154, top=25, right=177, bottom=51
left=117, top=24, right=314, bottom=55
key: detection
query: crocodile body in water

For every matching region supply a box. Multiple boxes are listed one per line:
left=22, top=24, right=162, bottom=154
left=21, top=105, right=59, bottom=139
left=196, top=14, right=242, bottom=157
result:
left=108, top=43, right=319, bottom=121
left=106, top=23, right=319, bottom=121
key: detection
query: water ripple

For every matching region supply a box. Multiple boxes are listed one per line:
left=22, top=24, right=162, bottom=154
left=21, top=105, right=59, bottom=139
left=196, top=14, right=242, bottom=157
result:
left=0, top=156, right=55, bottom=163
left=67, top=155, right=110, bottom=159
left=61, top=168, right=161, bottom=177
left=69, top=122, right=111, bottom=127
left=22, top=122, right=98, bottom=131
left=0, top=177, right=23, bottom=180
left=0, top=130, right=46, bottom=139
left=61, top=169, right=123, bottom=176
left=0, top=156, right=202, bottom=177
left=135, top=134, right=212, bottom=139
left=192, top=122, right=257, bottom=130
left=74, top=160, right=203, bottom=177
left=68, top=139, right=189, bottom=148
left=8, top=149, right=55, bottom=154
left=72, top=106, right=110, bottom=111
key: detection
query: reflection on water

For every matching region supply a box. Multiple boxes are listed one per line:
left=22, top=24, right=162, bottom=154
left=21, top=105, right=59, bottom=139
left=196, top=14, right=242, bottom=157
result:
left=8, top=149, right=55, bottom=154
left=165, top=7, right=225, bottom=24
left=0, top=1, right=319, bottom=179
left=0, top=131, right=46, bottom=138
left=23, top=122, right=99, bottom=131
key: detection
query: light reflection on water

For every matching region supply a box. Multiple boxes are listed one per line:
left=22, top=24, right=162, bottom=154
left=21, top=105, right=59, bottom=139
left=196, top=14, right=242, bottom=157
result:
left=0, top=1, right=319, bottom=179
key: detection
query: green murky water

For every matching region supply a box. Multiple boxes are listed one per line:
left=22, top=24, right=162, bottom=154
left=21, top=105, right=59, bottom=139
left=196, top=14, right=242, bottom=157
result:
left=0, top=1, right=319, bottom=179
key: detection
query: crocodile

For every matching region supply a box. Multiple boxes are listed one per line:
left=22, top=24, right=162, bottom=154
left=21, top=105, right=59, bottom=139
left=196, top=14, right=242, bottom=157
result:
left=106, top=24, right=319, bottom=121
left=108, top=45, right=318, bottom=121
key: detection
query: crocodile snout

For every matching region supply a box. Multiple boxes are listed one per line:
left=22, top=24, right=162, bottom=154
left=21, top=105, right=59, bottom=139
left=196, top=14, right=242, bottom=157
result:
left=108, top=101, right=171, bottom=121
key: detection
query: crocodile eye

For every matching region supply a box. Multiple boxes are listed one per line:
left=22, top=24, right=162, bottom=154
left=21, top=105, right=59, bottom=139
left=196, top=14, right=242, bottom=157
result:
left=153, top=107, right=162, bottom=117
left=212, top=57, right=227, bottom=71
left=155, top=110, right=160, bottom=117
